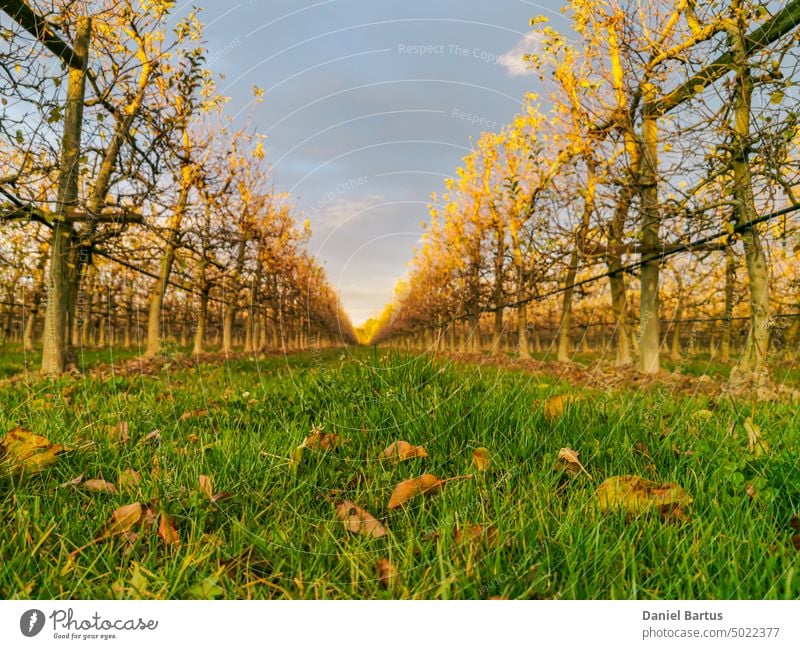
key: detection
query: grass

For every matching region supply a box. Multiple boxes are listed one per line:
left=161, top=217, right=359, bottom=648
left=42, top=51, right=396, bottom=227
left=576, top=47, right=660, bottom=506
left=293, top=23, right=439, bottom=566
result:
left=1, top=346, right=799, bottom=599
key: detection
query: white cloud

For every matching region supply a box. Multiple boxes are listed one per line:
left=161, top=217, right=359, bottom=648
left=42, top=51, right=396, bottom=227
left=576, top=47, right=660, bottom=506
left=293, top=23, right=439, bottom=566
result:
left=499, top=33, right=541, bottom=77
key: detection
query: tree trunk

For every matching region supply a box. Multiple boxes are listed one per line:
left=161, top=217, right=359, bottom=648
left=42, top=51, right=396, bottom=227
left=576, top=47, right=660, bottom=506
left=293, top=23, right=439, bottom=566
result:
left=638, top=90, right=661, bottom=374
left=729, top=15, right=770, bottom=377
left=720, top=247, right=735, bottom=362
left=145, top=152, right=192, bottom=357
left=41, top=18, right=90, bottom=374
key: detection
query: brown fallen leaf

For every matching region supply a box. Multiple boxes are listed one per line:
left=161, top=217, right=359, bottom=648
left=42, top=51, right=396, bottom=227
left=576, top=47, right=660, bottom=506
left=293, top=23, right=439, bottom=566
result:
left=304, top=431, right=339, bottom=451
left=595, top=475, right=693, bottom=516
left=187, top=434, right=199, bottom=444
left=179, top=409, right=209, bottom=422
left=157, top=512, right=180, bottom=546
left=108, top=421, right=130, bottom=444
left=143, top=430, right=161, bottom=445
left=472, top=447, right=490, bottom=472
left=118, top=469, right=142, bottom=491
left=387, top=473, right=472, bottom=510
left=60, top=474, right=84, bottom=488
left=0, top=427, right=65, bottom=475
left=542, top=394, right=575, bottom=422
left=335, top=501, right=387, bottom=539
left=555, top=447, right=592, bottom=480
left=83, top=479, right=118, bottom=495
left=199, top=475, right=214, bottom=500
left=376, top=558, right=397, bottom=589
left=381, top=440, right=428, bottom=463
left=210, top=491, right=232, bottom=503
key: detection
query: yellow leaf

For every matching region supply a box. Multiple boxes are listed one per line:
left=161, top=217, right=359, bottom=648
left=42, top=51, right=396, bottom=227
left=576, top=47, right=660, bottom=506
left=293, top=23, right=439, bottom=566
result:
left=595, top=475, right=692, bottom=516
left=101, top=503, right=145, bottom=538
left=541, top=394, right=575, bottom=422
left=0, top=426, right=65, bottom=475
left=472, top=447, right=490, bottom=471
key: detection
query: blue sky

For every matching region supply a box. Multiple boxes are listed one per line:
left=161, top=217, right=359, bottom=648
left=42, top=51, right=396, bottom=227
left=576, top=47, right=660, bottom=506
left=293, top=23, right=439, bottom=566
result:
left=196, top=0, right=568, bottom=325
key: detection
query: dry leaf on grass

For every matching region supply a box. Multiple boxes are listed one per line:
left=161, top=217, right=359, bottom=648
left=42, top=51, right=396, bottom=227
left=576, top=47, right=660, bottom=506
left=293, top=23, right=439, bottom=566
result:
left=157, top=512, right=180, bottom=546
left=83, top=479, right=118, bottom=495
left=0, top=427, right=65, bottom=475
left=381, top=440, right=427, bottom=463
left=541, top=394, right=575, bottom=422
left=472, top=448, right=490, bottom=472
left=376, top=558, right=397, bottom=589
left=555, top=447, right=592, bottom=480
left=387, top=473, right=472, bottom=510
left=303, top=431, right=339, bottom=451
left=99, top=503, right=147, bottom=540
left=60, top=474, right=84, bottom=488
left=595, top=475, right=693, bottom=520
left=179, top=409, right=209, bottom=422
left=335, top=501, right=387, bottom=538
left=107, top=421, right=130, bottom=444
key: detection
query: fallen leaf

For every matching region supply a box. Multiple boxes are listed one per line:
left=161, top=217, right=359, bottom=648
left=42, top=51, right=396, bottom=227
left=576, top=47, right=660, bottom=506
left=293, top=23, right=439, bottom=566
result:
left=388, top=474, right=443, bottom=509
left=100, top=503, right=145, bottom=539
left=108, top=421, right=130, bottom=444
left=60, top=474, right=84, bottom=488
left=157, top=512, right=180, bottom=546
left=83, top=479, right=118, bottom=494
left=472, top=447, right=490, bottom=471
left=595, top=475, right=693, bottom=516
left=118, top=469, right=142, bottom=491
left=555, top=447, right=592, bottom=480
left=335, top=501, right=387, bottom=538
left=304, top=431, right=339, bottom=450
left=744, top=417, right=770, bottom=456
left=376, top=558, right=396, bottom=589
left=210, top=491, right=232, bottom=503
left=187, top=434, right=199, bottom=444
left=199, top=475, right=213, bottom=500
left=542, top=394, right=574, bottom=422
left=143, top=430, right=161, bottom=445
left=0, top=427, right=65, bottom=475
left=179, top=409, right=209, bottom=422
left=381, top=440, right=428, bottom=463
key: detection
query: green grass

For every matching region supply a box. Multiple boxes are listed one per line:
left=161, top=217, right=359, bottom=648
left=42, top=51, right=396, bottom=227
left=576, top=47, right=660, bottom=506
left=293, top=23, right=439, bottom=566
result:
left=1, top=347, right=799, bottom=599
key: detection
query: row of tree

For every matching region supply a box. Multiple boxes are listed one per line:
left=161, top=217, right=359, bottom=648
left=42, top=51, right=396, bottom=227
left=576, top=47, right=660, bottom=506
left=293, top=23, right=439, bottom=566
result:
left=0, top=0, right=355, bottom=372
left=370, top=0, right=800, bottom=382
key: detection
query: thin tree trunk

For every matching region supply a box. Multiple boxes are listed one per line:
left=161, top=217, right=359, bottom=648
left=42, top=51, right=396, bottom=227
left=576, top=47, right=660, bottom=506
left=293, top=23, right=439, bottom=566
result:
left=41, top=18, right=90, bottom=374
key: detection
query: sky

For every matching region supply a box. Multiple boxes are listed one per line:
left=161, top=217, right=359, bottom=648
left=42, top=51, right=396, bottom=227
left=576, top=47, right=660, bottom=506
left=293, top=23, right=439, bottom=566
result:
left=196, top=0, right=569, bottom=325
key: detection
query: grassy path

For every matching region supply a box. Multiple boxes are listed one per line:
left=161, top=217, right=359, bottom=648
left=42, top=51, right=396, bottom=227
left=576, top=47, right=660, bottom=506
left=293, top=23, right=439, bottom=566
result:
left=1, top=349, right=799, bottom=599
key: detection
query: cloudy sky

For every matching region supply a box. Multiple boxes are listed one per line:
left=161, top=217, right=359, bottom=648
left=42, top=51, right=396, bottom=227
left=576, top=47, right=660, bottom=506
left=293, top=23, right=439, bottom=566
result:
left=197, top=0, right=568, bottom=325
